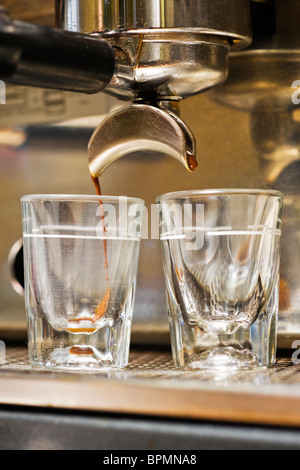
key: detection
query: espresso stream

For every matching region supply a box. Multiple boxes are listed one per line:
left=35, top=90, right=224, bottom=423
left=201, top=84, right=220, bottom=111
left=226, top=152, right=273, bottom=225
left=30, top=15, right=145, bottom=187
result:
left=91, top=175, right=109, bottom=280
left=67, top=175, right=110, bottom=347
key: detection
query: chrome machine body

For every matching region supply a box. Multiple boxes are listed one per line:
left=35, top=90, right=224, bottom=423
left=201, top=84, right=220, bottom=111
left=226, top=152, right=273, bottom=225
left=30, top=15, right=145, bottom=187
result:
left=57, top=0, right=251, bottom=176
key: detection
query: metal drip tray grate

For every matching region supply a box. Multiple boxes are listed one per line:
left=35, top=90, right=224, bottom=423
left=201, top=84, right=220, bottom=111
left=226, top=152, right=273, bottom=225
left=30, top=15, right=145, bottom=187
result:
left=0, top=346, right=176, bottom=375
left=0, top=345, right=298, bottom=381
left=1, top=345, right=300, bottom=428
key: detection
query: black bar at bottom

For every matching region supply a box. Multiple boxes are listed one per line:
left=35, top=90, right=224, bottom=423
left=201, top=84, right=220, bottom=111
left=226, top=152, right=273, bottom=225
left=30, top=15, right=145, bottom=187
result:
left=1, top=406, right=300, bottom=451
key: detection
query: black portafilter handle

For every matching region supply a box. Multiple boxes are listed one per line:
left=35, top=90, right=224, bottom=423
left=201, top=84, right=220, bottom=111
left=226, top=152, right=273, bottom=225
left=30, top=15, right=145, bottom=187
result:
left=0, top=8, right=115, bottom=94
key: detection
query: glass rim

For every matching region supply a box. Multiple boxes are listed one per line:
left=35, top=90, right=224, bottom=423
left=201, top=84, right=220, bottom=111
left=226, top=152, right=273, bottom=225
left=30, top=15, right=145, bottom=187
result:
left=157, top=188, right=283, bottom=202
left=21, top=194, right=145, bottom=205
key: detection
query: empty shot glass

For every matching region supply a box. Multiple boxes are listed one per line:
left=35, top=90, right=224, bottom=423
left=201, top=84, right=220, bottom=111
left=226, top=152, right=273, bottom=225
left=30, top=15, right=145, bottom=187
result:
left=158, top=189, right=283, bottom=370
left=22, top=195, right=144, bottom=370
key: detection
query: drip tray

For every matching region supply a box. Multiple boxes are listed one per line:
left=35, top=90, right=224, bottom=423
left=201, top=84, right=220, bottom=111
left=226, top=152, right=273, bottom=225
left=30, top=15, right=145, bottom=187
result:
left=1, top=345, right=300, bottom=428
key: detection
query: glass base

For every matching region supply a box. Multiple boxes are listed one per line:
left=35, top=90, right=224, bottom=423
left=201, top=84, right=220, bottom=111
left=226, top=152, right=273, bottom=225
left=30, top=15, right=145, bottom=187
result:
left=43, top=345, right=114, bottom=370
left=185, top=346, right=259, bottom=371
left=168, top=282, right=278, bottom=371
left=27, top=311, right=132, bottom=371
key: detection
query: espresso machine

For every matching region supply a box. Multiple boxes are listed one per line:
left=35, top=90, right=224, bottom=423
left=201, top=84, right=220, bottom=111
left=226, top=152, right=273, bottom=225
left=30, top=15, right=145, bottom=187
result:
left=3, top=0, right=300, bottom=451
left=0, top=0, right=253, bottom=345
left=0, top=0, right=298, bottom=348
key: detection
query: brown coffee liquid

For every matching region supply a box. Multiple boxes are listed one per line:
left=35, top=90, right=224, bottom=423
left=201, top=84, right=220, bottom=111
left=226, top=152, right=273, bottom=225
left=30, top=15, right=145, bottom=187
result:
left=70, top=346, right=94, bottom=356
left=91, top=174, right=102, bottom=197
left=187, top=153, right=198, bottom=171
left=91, top=175, right=109, bottom=280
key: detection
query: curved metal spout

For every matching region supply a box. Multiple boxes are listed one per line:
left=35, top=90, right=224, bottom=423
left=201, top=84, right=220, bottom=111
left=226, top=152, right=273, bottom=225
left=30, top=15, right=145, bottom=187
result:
left=88, top=104, right=197, bottom=177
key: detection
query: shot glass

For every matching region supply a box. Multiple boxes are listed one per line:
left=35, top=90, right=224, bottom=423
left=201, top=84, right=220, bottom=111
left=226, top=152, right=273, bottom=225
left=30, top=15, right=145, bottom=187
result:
left=21, top=195, right=144, bottom=370
left=157, top=189, right=283, bottom=370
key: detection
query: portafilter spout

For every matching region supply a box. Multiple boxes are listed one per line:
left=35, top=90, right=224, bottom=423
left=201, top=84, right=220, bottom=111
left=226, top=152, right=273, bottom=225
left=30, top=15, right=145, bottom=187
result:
left=88, top=104, right=197, bottom=178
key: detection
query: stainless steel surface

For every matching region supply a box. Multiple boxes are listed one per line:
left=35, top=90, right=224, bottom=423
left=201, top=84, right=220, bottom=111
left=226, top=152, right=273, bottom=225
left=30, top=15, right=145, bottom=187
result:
left=104, top=36, right=229, bottom=102
left=57, top=0, right=251, bottom=45
left=0, top=345, right=295, bottom=381
left=210, top=0, right=300, bottom=336
left=58, top=0, right=251, bottom=196
left=2, top=346, right=300, bottom=429
left=88, top=104, right=196, bottom=177
left=56, top=1, right=251, bottom=179
left=210, top=50, right=300, bottom=112
left=210, top=49, right=300, bottom=185
left=57, top=0, right=251, bottom=103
